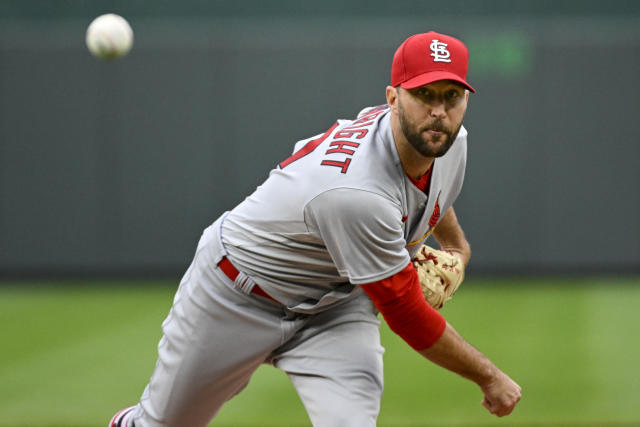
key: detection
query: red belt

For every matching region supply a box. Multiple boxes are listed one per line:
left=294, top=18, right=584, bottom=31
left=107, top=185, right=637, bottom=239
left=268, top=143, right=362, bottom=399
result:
left=218, top=257, right=280, bottom=304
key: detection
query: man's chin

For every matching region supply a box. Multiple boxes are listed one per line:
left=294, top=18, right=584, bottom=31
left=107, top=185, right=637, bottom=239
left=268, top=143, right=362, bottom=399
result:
left=418, top=138, right=453, bottom=157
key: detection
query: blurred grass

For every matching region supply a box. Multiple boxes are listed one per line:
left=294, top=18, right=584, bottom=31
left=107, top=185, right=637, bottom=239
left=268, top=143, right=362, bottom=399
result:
left=0, top=278, right=639, bottom=426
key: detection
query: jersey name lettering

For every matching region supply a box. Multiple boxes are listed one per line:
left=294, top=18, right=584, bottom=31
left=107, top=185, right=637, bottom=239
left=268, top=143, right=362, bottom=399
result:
left=334, top=128, right=368, bottom=139
left=320, top=158, right=352, bottom=174
left=320, top=106, right=387, bottom=174
left=325, top=140, right=360, bottom=156
left=278, top=106, right=388, bottom=174
left=334, top=120, right=374, bottom=139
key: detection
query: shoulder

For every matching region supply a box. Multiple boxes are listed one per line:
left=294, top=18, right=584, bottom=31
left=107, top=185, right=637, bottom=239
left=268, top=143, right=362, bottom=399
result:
left=355, top=104, right=390, bottom=119
left=307, top=187, right=401, bottom=215
left=453, top=125, right=468, bottom=152
left=458, top=124, right=468, bottom=139
left=441, top=125, right=468, bottom=164
left=304, top=187, right=402, bottom=228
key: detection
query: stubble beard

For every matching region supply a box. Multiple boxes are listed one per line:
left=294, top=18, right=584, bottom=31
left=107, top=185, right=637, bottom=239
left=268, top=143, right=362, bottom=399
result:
left=397, top=99, right=463, bottom=158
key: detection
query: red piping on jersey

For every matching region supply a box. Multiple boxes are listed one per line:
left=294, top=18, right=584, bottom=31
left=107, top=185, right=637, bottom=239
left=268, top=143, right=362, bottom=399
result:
left=279, top=123, right=339, bottom=169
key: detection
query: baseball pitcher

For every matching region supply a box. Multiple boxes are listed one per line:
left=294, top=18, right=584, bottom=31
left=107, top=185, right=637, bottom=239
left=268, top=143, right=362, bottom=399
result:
left=110, top=31, right=521, bottom=427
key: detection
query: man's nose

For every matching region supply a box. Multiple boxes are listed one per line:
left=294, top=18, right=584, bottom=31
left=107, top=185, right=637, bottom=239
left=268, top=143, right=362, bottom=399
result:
left=429, top=100, right=447, bottom=118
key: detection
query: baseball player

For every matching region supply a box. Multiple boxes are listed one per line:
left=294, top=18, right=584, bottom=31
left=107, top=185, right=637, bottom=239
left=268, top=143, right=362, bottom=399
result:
left=110, top=31, right=521, bottom=427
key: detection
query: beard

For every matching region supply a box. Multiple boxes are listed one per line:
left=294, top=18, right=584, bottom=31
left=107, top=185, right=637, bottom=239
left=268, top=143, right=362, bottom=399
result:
left=397, top=99, right=463, bottom=158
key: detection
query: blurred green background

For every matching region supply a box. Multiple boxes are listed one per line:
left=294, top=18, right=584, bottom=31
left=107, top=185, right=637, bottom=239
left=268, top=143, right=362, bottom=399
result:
left=2, top=1, right=640, bottom=426
left=1, top=278, right=639, bottom=426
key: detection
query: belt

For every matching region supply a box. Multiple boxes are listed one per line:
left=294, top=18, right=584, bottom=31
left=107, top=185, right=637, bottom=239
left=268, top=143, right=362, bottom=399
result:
left=218, top=257, right=280, bottom=304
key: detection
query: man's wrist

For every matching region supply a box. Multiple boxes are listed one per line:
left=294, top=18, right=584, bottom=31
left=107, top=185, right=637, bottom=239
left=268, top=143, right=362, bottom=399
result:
left=441, top=247, right=469, bottom=267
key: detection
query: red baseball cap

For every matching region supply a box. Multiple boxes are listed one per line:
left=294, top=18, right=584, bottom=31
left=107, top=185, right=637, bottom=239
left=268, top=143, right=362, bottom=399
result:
left=391, top=31, right=475, bottom=93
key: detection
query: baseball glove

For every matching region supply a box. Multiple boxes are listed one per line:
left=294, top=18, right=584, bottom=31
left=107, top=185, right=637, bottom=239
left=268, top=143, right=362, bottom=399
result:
left=412, top=245, right=465, bottom=309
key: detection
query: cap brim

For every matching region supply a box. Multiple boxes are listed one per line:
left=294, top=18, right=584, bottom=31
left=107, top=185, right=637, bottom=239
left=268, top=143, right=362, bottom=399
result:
left=400, top=71, right=475, bottom=93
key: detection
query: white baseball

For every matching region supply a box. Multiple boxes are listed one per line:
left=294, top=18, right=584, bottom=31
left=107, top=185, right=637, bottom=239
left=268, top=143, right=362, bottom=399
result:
left=86, top=13, right=134, bottom=60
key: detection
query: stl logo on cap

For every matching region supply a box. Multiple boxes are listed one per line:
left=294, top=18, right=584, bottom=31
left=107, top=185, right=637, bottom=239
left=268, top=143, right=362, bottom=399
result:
left=391, top=31, right=475, bottom=92
left=429, top=40, right=451, bottom=63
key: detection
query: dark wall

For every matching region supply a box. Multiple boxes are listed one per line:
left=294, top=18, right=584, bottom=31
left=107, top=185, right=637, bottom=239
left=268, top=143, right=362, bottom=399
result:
left=1, top=2, right=639, bottom=277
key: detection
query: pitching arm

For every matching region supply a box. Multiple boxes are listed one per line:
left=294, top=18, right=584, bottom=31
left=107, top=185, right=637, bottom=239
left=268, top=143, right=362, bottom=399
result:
left=419, top=323, right=522, bottom=417
left=362, top=266, right=522, bottom=417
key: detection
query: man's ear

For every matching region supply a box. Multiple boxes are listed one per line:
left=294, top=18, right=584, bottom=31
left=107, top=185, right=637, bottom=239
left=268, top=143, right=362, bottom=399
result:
left=386, top=86, right=398, bottom=111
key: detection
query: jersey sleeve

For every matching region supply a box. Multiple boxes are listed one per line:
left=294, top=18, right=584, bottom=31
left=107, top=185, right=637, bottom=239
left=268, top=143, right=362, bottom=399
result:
left=304, top=188, right=410, bottom=284
left=361, top=262, right=446, bottom=350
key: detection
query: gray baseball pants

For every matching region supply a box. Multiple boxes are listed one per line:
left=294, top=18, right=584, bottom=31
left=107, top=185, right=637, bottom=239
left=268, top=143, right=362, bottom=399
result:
left=128, top=222, right=385, bottom=427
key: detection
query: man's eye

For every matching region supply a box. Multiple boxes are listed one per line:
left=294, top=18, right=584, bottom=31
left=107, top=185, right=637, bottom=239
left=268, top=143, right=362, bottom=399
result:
left=445, top=90, right=460, bottom=100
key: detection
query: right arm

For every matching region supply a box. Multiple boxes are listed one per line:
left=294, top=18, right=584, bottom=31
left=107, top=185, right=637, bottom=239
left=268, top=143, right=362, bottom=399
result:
left=305, top=190, right=521, bottom=415
left=420, top=322, right=521, bottom=417
left=362, top=265, right=521, bottom=417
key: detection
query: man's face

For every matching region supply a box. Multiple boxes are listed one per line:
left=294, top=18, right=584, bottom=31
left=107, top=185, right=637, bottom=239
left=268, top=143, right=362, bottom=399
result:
left=395, top=81, right=469, bottom=158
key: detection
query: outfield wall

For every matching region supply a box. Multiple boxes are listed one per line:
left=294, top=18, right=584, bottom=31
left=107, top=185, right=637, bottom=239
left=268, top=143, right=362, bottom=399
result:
left=1, top=1, right=639, bottom=276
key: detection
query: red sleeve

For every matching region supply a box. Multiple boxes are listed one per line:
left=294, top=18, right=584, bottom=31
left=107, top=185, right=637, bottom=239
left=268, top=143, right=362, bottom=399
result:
left=361, top=262, right=446, bottom=351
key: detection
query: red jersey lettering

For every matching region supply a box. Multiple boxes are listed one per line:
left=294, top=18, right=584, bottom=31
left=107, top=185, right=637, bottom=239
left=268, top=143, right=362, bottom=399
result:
left=321, top=158, right=352, bottom=174
left=334, top=128, right=369, bottom=139
left=325, top=141, right=360, bottom=156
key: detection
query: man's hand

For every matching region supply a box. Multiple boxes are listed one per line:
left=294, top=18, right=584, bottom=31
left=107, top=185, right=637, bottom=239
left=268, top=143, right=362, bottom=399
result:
left=419, top=323, right=522, bottom=417
left=479, top=371, right=522, bottom=417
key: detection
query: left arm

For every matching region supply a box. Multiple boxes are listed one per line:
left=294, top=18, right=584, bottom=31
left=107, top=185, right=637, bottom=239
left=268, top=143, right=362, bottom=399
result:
left=433, top=207, right=471, bottom=266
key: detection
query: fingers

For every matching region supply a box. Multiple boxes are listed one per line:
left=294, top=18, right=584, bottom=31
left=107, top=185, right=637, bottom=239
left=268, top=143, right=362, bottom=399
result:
left=482, top=385, right=522, bottom=417
left=482, top=398, right=516, bottom=417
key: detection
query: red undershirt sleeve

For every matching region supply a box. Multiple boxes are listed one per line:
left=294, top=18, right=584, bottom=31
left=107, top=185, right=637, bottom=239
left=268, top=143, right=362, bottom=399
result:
left=361, top=262, right=446, bottom=351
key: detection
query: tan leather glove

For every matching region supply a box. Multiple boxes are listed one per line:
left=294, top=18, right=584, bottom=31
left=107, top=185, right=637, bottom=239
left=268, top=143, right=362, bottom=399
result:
left=412, top=244, right=465, bottom=309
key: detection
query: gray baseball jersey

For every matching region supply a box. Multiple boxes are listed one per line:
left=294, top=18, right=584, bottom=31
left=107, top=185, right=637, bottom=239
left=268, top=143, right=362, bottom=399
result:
left=118, top=104, right=468, bottom=427
left=222, top=104, right=466, bottom=313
